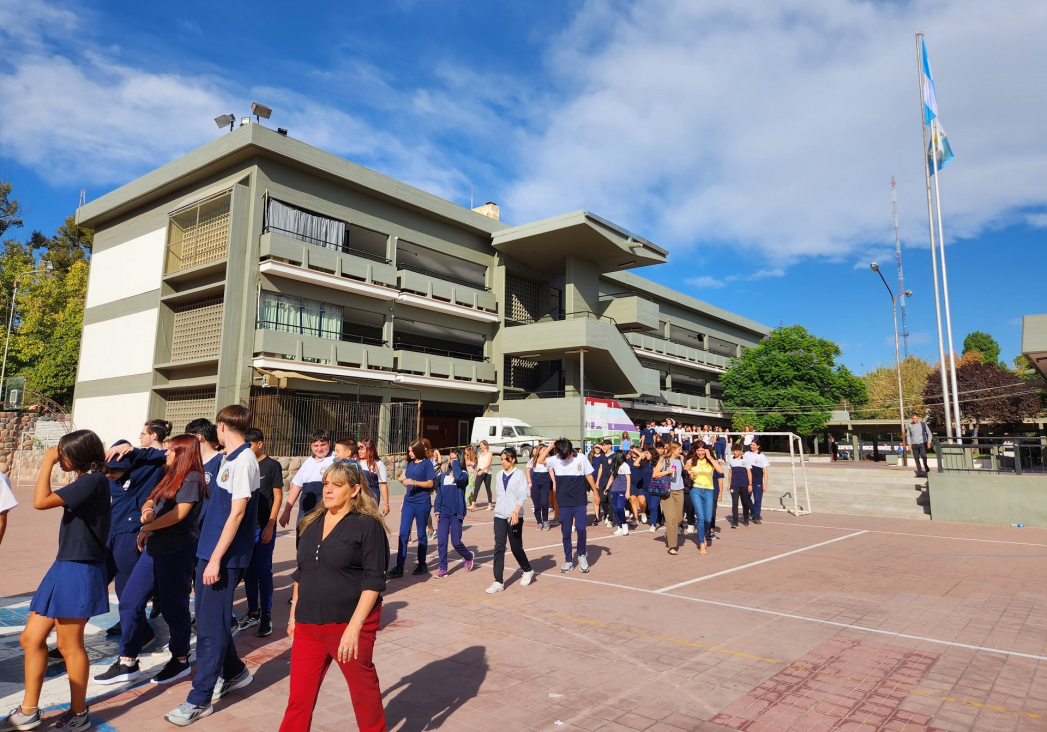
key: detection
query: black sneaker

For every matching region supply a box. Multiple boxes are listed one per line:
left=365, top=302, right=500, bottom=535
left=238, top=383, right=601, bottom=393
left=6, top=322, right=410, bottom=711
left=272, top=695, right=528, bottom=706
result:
left=230, top=615, right=239, bottom=633
left=53, top=708, right=90, bottom=731
left=236, top=613, right=260, bottom=632
left=93, top=659, right=142, bottom=685
left=412, top=563, right=428, bottom=576
left=151, top=657, right=191, bottom=685
left=256, top=615, right=272, bottom=638
left=105, top=622, right=121, bottom=637
left=388, top=565, right=404, bottom=579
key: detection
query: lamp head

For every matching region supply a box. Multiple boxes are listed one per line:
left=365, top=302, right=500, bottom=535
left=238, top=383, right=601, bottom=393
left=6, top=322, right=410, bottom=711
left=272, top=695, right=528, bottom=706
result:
left=43, top=261, right=54, bottom=272
left=869, top=262, right=880, bottom=272
left=251, top=102, right=272, bottom=119
left=214, top=114, right=236, bottom=130
left=904, top=290, right=913, bottom=297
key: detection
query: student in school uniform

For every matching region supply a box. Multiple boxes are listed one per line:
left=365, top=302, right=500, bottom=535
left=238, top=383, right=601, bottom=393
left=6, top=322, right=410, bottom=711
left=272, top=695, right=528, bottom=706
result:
left=279, top=431, right=335, bottom=532
left=433, top=449, right=474, bottom=577
left=607, top=451, right=632, bottom=536
left=6, top=431, right=110, bottom=732
left=527, top=443, right=553, bottom=531
left=726, top=444, right=754, bottom=528
left=237, top=428, right=285, bottom=637
left=549, top=439, right=597, bottom=574
left=94, top=435, right=207, bottom=687
left=356, top=438, right=390, bottom=517
left=332, top=437, right=358, bottom=464
left=388, top=440, right=437, bottom=578
left=0, top=469, right=16, bottom=547
left=589, top=442, right=610, bottom=528
left=164, top=406, right=260, bottom=727
left=744, top=440, right=770, bottom=524
left=486, top=447, right=534, bottom=593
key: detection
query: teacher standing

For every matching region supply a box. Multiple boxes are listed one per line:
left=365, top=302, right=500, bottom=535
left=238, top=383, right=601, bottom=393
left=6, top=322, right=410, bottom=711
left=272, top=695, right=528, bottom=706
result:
left=280, top=461, right=389, bottom=732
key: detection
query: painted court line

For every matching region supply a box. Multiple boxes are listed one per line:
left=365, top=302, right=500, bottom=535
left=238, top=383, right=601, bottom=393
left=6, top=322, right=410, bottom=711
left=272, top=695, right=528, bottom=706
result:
left=762, top=519, right=1047, bottom=548
left=654, top=530, right=868, bottom=593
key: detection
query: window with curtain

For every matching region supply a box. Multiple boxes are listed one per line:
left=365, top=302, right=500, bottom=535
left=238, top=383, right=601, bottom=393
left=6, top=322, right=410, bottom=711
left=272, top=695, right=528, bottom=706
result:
left=265, top=197, right=346, bottom=251
left=258, top=291, right=344, bottom=340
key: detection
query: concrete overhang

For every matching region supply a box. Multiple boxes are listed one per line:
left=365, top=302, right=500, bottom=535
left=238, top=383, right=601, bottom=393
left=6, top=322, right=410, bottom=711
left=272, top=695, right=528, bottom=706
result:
left=1021, top=314, right=1047, bottom=380
left=491, top=211, right=667, bottom=273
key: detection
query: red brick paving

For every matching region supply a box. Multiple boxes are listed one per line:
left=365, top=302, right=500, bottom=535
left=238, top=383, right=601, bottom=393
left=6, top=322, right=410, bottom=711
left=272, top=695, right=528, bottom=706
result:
left=2, top=486, right=1046, bottom=731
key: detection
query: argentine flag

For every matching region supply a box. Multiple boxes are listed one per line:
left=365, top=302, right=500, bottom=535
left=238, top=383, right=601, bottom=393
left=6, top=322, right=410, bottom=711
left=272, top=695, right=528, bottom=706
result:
left=921, top=38, right=955, bottom=174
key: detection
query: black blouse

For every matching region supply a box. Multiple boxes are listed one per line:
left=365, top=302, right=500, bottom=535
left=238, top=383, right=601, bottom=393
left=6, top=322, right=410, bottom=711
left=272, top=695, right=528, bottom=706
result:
left=293, top=510, right=389, bottom=625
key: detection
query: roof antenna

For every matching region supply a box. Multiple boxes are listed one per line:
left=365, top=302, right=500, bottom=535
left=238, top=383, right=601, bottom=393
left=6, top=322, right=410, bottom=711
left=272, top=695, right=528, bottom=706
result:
left=470, top=179, right=474, bottom=209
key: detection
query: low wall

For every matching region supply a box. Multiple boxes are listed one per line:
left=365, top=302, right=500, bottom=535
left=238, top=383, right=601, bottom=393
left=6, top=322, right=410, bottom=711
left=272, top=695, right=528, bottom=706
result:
left=928, top=472, right=1047, bottom=527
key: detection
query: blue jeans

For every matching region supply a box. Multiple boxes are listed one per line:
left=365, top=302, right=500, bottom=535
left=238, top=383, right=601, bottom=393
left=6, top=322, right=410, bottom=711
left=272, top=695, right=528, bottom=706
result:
left=187, top=560, right=246, bottom=707
left=611, top=492, right=628, bottom=528
left=244, top=528, right=275, bottom=615
left=752, top=483, right=764, bottom=519
left=531, top=474, right=551, bottom=524
left=119, top=544, right=195, bottom=659
left=437, top=514, right=471, bottom=571
left=647, top=493, right=661, bottom=526
left=559, top=505, right=587, bottom=562
left=689, top=488, right=715, bottom=543
left=397, top=500, right=431, bottom=568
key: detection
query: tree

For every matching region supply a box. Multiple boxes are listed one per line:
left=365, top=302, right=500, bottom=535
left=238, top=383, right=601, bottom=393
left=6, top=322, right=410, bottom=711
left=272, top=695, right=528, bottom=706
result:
left=962, top=331, right=1001, bottom=366
left=922, top=354, right=1040, bottom=432
left=857, top=355, right=933, bottom=420
left=0, top=180, right=24, bottom=240
left=721, top=325, right=867, bottom=435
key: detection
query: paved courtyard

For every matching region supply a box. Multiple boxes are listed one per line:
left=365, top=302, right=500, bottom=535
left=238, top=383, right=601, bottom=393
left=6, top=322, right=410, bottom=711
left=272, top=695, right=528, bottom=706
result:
left=2, top=490, right=1046, bottom=732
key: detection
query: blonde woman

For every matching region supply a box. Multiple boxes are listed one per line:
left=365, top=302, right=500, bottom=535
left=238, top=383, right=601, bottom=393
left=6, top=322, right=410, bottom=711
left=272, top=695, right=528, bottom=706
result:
left=654, top=441, right=686, bottom=556
left=464, top=445, right=478, bottom=511
left=281, top=461, right=389, bottom=732
left=475, top=441, right=494, bottom=511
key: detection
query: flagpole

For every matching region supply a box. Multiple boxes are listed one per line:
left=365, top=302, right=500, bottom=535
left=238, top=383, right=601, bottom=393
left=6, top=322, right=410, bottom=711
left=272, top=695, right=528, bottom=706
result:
left=931, top=130, right=963, bottom=436
left=915, top=32, right=953, bottom=439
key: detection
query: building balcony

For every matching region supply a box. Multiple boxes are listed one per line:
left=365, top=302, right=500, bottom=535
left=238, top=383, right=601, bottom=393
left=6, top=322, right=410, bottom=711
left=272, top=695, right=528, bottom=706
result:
left=396, top=266, right=498, bottom=321
left=254, top=326, right=394, bottom=370
left=260, top=231, right=399, bottom=288
left=599, top=292, right=660, bottom=331
left=394, top=347, right=497, bottom=384
left=625, top=332, right=729, bottom=372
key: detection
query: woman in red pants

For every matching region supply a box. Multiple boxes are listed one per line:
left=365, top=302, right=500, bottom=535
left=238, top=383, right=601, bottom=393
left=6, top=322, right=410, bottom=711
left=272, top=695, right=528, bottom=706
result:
left=280, top=461, right=390, bottom=732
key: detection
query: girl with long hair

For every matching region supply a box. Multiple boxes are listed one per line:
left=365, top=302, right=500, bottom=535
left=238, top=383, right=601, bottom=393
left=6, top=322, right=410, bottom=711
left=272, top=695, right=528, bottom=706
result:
left=282, top=462, right=389, bottom=732
left=95, top=435, right=208, bottom=686
left=607, top=451, right=632, bottom=536
left=9, top=431, right=109, bottom=732
left=464, top=445, right=478, bottom=511
left=389, top=440, right=436, bottom=578
left=656, top=441, right=687, bottom=556
left=527, top=443, right=553, bottom=531
left=356, top=438, right=390, bottom=517
left=475, top=441, right=493, bottom=510
left=685, top=443, right=721, bottom=555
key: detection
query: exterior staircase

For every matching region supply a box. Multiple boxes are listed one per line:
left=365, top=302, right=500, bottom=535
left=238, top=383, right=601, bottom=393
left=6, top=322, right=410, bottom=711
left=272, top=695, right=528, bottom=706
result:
left=760, top=464, right=931, bottom=520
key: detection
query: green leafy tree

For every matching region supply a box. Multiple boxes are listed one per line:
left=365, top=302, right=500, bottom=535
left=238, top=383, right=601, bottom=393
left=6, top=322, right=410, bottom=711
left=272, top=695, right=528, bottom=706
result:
left=857, top=355, right=933, bottom=420
left=962, top=331, right=1001, bottom=366
left=721, top=325, right=867, bottom=435
left=0, top=180, right=24, bottom=239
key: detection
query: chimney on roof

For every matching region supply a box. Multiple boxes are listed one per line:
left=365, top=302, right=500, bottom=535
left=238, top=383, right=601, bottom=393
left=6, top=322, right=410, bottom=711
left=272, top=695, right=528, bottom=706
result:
left=472, top=201, right=499, bottom=221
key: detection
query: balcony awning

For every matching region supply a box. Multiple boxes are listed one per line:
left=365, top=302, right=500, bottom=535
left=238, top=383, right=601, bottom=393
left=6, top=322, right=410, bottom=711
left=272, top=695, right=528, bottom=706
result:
left=491, top=211, right=667, bottom=273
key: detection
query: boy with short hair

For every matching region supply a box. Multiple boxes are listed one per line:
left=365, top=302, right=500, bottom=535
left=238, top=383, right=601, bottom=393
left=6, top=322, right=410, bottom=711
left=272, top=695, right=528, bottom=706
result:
left=333, top=437, right=358, bottom=462
left=237, top=428, right=284, bottom=637
left=165, top=405, right=260, bottom=727
left=278, top=430, right=334, bottom=529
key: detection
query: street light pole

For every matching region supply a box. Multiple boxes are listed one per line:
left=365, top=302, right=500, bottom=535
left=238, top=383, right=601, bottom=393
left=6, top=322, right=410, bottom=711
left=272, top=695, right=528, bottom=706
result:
left=871, top=263, right=913, bottom=467
left=1, top=264, right=54, bottom=403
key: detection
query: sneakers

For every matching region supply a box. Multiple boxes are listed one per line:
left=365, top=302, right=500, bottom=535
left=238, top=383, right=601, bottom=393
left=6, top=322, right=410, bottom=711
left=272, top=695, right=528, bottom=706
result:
left=649, top=525, right=656, bottom=533
left=603, top=519, right=613, bottom=528
left=613, top=527, right=625, bottom=536
left=212, top=667, right=253, bottom=702
left=550, top=519, right=561, bottom=527
left=257, top=615, right=273, bottom=638
left=521, top=570, right=535, bottom=586
left=685, top=525, right=696, bottom=535
left=388, top=565, right=404, bottom=579
left=236, top=613, right=260, bottom=632
left=53, top=709, right=90, bottom=731
left=560, top=561, right=574, bottom=573
left=463, top=553, right=475, bottom=572
left=164, top=703, right=213, bottom=727
left=152, top=657, right=192, bottom=685
left=434, top=568, right=448, bottom=578
left=578, top=554, right=590, bottom=573
left=426, top=529, right=436, bottom=541
left=93, top=659, right=141, bottom=685
left=1, top=706, right=41, bottom=731
left=640, top=514, right=648, bottom=524
left=542, top=522, right=551, bottom=531
left=571, top=524, right=576, bottom=533
left=485, top=581, right=504, bottom=594
left=412, top=563, right=428, bottom=576
left=105, top=622, right=121, bottom=636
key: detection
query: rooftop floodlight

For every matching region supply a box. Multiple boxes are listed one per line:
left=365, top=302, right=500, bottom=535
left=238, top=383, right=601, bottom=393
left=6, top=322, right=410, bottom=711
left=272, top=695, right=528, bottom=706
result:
left=870, top=262, right=880, bottom=272
left=214, top=113, right=235, bottom=131
left=251, top=102, right=272, bottom=122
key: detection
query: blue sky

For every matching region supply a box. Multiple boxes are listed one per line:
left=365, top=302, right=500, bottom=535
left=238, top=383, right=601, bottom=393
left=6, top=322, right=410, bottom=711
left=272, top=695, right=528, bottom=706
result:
left=1, top=0, right=1044, bottom=373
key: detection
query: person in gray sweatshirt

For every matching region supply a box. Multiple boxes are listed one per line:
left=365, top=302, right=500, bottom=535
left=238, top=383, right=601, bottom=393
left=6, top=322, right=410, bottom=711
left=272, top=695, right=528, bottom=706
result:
left=487, top=447, right=535, bottom=594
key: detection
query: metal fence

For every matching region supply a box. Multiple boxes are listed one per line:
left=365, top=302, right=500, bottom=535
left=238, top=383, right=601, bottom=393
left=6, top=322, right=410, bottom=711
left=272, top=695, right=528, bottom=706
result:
left=935, top=436, right=1046, bottom=474
left=249, top=388, right=420, bottom=457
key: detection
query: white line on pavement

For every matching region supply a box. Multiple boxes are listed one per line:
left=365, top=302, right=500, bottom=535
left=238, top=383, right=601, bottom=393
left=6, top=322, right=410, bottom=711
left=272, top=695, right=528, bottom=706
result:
left=761, top=520, right=1047, bottom=548
left=653, top=530, right=868, bottom=593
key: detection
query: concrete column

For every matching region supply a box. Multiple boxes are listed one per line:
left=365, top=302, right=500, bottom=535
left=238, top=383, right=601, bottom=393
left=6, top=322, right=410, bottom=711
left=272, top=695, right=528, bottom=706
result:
left=564, top=255, right=599, bottom=317
left=387, top=235, right=398, bottom=267
left=217, top=181, right=257, bottom=409
left=383, top=313, right=394, bottom=348
left=852, top=432, right=861, bottom=461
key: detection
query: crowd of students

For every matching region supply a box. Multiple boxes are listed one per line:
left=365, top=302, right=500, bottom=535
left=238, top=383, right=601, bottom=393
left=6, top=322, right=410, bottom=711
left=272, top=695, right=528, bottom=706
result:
left=3, top=409, right=772, bottom=732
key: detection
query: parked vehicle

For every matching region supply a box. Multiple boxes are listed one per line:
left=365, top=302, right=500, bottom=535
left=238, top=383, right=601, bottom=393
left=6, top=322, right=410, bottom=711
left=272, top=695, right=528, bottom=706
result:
left=470, top=418, right=549, bottom=457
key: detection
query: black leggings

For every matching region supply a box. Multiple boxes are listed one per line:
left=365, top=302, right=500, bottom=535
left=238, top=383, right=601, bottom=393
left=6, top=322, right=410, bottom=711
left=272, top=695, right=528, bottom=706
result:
left=476, top=472, right=492, bottom=504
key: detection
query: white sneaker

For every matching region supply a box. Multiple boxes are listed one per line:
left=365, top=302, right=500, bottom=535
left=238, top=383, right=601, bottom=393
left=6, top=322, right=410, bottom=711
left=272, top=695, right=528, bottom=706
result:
left=521, top=570, right=535, bottom=586
left=649, top=525, right=656, bottom=532
left=613, top=527, right=624, bottom=536
left=622, top=526, right=629, bottom=536
left=571, top=524, right=576, bottom=533
left=578, top=554, right=589, bottom=573
left=604, top=519, right=613, bottom=528
left=685, top=525, right=695, bottom=535
left=640, top=514, right=648, bottom=524
left=485, top=581, right=505, bottom=594
left=560, top=561, right=574, bottom=573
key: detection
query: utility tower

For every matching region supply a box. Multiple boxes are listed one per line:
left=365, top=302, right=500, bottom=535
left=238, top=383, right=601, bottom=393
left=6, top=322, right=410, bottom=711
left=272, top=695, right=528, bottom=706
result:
left=891, top=176, right=910, bottom=357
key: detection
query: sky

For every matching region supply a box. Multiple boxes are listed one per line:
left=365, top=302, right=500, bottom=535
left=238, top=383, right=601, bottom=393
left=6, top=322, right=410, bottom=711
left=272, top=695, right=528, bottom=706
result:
left=0, top=0, right=1044, bottom=373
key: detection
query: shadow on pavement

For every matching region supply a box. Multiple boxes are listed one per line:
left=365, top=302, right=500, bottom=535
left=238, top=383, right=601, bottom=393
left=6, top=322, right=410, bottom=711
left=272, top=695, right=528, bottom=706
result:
left=382, top=645, right=487, bottom=731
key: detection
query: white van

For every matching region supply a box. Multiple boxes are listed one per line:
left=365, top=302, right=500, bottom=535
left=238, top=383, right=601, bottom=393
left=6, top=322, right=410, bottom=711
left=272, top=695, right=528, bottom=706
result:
left=470, top=418, right=548, bottom=457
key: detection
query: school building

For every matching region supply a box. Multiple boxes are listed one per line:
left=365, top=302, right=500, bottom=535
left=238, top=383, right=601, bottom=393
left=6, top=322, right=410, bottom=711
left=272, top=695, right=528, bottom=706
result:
left=73, top=123, right=769, bottom=453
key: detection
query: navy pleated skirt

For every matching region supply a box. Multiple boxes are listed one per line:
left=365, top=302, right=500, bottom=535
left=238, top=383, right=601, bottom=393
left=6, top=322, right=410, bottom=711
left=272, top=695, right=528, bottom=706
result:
left=29, top=560, right=109, bottom=619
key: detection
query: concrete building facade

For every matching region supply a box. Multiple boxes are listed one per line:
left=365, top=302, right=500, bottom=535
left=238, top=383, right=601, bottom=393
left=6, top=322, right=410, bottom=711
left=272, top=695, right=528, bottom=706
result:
left=73, top=124, right=768, bottom=449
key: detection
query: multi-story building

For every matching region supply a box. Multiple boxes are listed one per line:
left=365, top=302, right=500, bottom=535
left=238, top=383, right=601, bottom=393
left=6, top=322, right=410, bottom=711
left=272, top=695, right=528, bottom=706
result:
left=73, top=123, right=768, bottom=452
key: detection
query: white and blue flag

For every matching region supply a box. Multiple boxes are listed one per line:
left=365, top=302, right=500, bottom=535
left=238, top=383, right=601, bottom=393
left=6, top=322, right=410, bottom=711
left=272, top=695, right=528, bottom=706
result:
left=921, top=38, right=955, bottom=173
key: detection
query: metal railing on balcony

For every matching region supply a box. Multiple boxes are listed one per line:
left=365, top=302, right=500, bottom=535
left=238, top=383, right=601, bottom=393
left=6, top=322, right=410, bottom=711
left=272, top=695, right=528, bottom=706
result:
left=599, top=291, right=655, bottom=302
left=934, top=436, right=1046, bottom=474
left=393, top=341, right=489, bottom=363
left=502, top=389, right=616, bottom=401
left=263, top=224, right=391, bottom=264
left=256, top=319, right=386, bottom=347
left=396, top=262, right=490, bottom=292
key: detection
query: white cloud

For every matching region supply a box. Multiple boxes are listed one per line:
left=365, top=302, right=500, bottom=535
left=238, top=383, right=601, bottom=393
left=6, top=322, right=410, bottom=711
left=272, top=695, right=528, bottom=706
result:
left=1026, top=213, right=1047, bottom=228
left=685, top=275, right=726, bottom=289
left=505, top=0, right=1047, bottom=263
left=750, top=268, right=784, bottom=280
